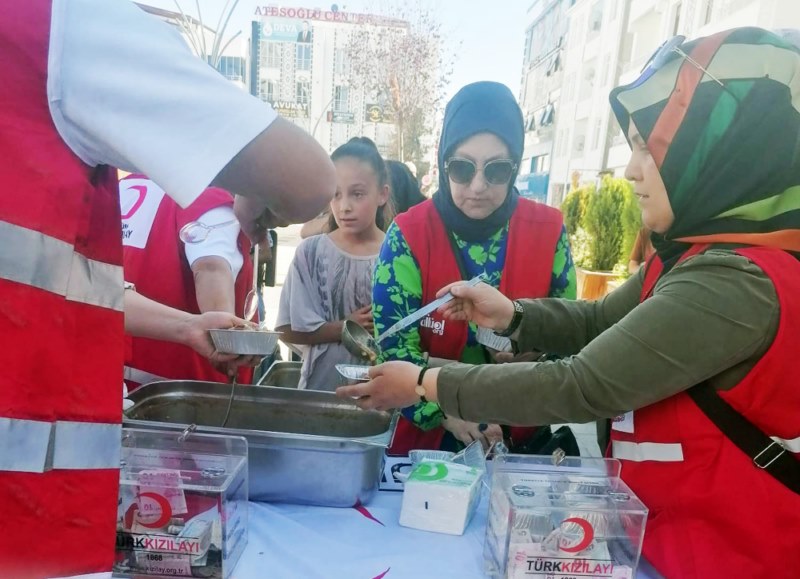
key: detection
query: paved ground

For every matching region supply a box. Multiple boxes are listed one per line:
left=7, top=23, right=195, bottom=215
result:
left=264, top=225, right=601, bottom=457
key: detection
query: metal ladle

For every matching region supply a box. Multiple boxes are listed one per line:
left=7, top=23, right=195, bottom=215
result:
left=340, top=274, right=486, bottom=363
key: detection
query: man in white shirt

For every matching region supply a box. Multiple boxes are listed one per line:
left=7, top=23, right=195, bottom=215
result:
left=0, top=1, right=334, bottom=577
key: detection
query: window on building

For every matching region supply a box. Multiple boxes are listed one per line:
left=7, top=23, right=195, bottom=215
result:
left=215, top=56, right=246, bottom=84
left=334, top=50, right=351, bottom=77
left=264, top=42, right=281, bottom=68
left=296, top=81, right=309, bottom=105
left=589, top=1, right=604, bottom=34
left=703, top=0, right=714, bottom=24
left=334, top=86, right=350, bottom=112
left=296, top=43, right=312, bottom=71
left=262, top=79, right=276, bottom=102
left=532, top=155, right=551, bottom=173
left=591, top=119, right=602, bottom=150
left=672, top=2, right=683, bottom=35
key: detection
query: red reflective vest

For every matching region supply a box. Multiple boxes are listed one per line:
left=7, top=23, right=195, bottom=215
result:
left=390, top=198, right=564, bottom=454
left=0, top=1, right=123, bottom=576
left=121, top=176, right=253, bottom=388
left=611, top=245, right=800, bottom=579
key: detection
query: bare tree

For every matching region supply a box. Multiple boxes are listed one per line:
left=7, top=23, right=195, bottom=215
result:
left=346, top=2, right=454, bottom=165
left=170, top=0, right=242, bottom=67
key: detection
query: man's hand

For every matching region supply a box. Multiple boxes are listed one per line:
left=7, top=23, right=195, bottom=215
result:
left=346, top=305, right=374, bottom=333
left=436, top=281, right=515, bottom=332
left=441, top=417, right=503, bottom=450
left=180, top=312, right=261, bottom=377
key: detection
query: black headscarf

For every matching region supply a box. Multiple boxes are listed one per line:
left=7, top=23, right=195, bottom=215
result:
left=432, top=82, right=524, bottom=242
left=387, top=160, right=426, bottom=214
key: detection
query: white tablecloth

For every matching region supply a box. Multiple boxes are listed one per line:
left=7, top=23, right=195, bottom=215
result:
left=233, top=491, right=660, bottom=579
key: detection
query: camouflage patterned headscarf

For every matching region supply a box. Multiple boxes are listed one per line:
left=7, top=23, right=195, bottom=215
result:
left=610, top=27, right=800, bottom=266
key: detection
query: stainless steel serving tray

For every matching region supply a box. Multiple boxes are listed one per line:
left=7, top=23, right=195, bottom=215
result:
left=256, top=361, right=301, bottom=388
left=124, top=381, right=396, bottom=507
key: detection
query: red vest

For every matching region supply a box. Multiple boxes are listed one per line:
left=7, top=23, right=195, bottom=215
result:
left=0, top=2, right=123, bottom=575
left=121, top=176, right=253, bottom=388
left=390, top=199, right=564, bottom=454
left=611, top=245, right=800, bottom=579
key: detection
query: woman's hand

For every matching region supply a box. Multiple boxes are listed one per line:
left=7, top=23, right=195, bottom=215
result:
left=346, top=305, right=374, bottom=332
left=442, top=417, right=503, bottom=450
left=336, top=361, right=432, bottom=411
left=436, top=281, right=515, bottom=332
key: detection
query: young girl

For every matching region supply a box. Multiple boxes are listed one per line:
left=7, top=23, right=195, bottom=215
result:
left=276, top=137, right=393, bottom=391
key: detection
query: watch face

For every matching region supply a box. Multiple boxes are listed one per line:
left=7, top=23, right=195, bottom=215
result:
left=514, top=300, right=524, bottom=314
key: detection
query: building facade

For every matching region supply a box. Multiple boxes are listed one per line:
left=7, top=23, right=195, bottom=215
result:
left=542, top=0, right=800, bottom=202
left=250, top=6, right=405, bottom=155
left=517, top=0, right=576, bottom=203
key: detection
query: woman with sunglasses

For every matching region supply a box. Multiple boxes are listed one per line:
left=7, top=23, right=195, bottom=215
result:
left=343, top=29, right=800, bottom=577
left=371, top=81, right=576, bottom=455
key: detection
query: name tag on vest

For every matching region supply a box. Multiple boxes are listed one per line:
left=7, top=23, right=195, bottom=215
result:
left=611, top=411, right=634, bottom=433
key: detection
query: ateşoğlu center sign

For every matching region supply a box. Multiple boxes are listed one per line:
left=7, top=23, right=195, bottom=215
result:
left=254, top=5, right=407, bottom=28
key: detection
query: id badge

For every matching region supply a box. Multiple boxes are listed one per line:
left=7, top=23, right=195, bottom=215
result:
left=611, top=411, right=634, bottom=433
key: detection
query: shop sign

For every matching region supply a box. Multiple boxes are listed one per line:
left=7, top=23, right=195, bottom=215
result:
left=364, top=104, right=394, bottom=124
left=327, top=111, right=355, bottom=124
left=270, top=100, right=308, bottom=118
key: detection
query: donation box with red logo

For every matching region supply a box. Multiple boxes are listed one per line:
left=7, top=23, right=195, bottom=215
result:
left=115, top=428, right=249, bottom=579
left=485, top=455, right=647, bottom=579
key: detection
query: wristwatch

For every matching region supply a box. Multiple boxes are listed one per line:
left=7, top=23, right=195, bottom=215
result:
left=494, top=300, right=524, bottom=338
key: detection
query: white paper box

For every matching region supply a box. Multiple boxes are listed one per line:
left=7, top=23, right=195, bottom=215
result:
left=399, top=459, right=482, bottom=535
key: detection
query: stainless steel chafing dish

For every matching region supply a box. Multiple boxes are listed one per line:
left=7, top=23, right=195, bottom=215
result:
left=124, top=381, right=396, bottom=507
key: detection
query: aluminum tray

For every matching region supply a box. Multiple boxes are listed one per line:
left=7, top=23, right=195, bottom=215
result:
left=124, top=381, right=396, bottom=507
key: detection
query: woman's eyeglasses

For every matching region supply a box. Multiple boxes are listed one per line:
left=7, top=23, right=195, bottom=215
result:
left=445, top=158, right=517, bottom=186
left=642, top=35, right=726, bottom=88
left=640, top=35, right=740, bottom=104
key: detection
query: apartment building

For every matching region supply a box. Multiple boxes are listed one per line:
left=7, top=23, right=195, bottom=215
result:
left=538, top=0, right=800, bottom=203
left=250, top=6, right=406, bottom=155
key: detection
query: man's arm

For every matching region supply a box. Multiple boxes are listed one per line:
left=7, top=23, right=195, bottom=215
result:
left=192, top=256, right=236, bottom=314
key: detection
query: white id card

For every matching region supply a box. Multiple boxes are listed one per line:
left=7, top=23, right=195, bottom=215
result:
left=611, top=411, right=634, bottom=433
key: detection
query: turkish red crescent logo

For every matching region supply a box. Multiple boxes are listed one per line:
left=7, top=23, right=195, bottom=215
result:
left=136, top=492, right=173, bottom=529
left=559, top=517, right=595, bottom=553
left=121, top=184, right=148, bottom=219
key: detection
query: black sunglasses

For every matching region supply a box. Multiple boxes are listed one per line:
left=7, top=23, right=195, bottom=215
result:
left=445, top=157, right=517, bottom=186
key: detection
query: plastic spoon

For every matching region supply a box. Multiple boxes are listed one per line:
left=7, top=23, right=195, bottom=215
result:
left=341, top=273, right=487, bottom=361
left=243, top=243, right=259, bottom=321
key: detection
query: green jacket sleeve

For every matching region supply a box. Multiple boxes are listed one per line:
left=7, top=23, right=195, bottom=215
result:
left=437, top=250, right=779, bottom=426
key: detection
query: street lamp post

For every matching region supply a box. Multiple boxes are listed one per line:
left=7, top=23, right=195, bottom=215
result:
left=311, top=94, right=337, bottom=140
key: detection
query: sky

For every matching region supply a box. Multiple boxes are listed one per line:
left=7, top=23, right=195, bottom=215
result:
left=143, top=0, right=531, bottom=99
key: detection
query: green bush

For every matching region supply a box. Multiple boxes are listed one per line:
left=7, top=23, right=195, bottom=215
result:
left=565, top=176, right=634, bottom=272
left=561, top=185, right=590, bottom=238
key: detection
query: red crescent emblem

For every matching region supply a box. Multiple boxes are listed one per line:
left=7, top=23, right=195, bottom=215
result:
left=559, top=517, right=595, bottom=553
left=121, top=185, right=148, bottom=219
left=137, top=492, right=173, bottom=529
